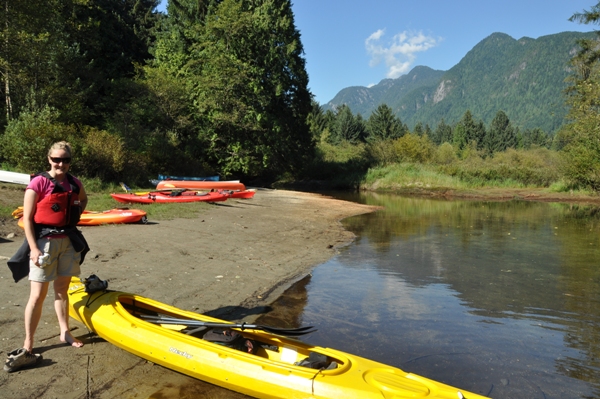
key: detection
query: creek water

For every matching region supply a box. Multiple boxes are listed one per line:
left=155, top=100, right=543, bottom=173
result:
left=280, top=193, right=600, bottom=398
left=149, top=193, right=600, bottom=399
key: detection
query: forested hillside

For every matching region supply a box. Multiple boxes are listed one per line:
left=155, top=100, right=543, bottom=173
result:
left=327, top=66, right=445, bottom=117
left=325, top=31, right=596, bottom=135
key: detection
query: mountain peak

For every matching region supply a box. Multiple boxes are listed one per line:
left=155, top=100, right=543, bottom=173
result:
left=324, top=31, right=595, bottom=133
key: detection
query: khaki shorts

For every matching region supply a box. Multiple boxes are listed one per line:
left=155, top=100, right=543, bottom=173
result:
left=29, top=236, right=81, bottom=282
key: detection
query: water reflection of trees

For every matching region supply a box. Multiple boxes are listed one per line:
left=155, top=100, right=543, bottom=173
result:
left=341, top=194, right=600, bottom=390
left=551, top=205, right=600, bottom=392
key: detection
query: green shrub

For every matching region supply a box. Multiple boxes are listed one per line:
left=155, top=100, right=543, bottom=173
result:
left=363, top=162, right=465, bottom=191
left=438, top=147, right=560, bottom=187
left=298, top=141, right=370, bottom=188
left=392, top=133, right=435, bottom=163
left=74, top=127, right=128, bottom=181
left=0, top=106, right=76, bottom=173
left=0, top=105, right=152, bottom=184
left=559, top=124, right=600, bottom=191
left=435, top=142, right=457, bottom=165
left=367, top=139, right=398, bottom=166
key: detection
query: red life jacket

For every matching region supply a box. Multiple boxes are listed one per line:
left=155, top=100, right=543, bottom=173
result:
left=33, top=172, right=81, bottom=228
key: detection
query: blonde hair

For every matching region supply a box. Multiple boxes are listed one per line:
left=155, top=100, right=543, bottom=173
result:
left=48, top=141, right=72, bottom=157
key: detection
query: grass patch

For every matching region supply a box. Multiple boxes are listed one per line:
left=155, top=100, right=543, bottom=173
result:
left=362, top=163, right=469, bottom=191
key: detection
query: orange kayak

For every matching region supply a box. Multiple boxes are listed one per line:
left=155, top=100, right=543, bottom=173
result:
left=18, top=208, right=147, bottom=227
left=156, top=180, right=245, bottom=191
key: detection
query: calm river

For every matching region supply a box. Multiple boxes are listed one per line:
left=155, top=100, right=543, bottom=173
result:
left=260, top=192, right=600, bottom=398
left=152, top=193, right=600, bottom=399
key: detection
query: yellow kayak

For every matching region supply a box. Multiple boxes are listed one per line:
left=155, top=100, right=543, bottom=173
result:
left=68, top=277, right=489, bottom=399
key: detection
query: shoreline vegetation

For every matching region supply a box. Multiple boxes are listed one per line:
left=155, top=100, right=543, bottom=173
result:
left=2, top=144, right=600, bottom=232
left=277, top=139, right=600, bottom=206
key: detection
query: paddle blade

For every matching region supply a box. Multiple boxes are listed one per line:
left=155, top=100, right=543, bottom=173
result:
left=259, top=326, right=318, bottom=336
left=119, top=182, right=132, bottom=193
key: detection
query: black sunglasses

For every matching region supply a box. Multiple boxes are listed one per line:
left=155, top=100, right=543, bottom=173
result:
left=49, top=157, right=72, bottom=164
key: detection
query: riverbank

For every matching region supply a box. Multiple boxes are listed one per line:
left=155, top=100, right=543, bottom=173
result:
left=0, top=189, right=379, bottom=399
left=358, top=186, right=600, bottom=205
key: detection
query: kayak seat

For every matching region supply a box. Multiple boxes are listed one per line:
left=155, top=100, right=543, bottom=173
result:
left=202, top=328, right=258, bottom=354
left=295, top=352, right=338, bottom=370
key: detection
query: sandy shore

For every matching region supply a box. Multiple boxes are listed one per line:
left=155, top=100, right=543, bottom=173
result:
left=0, top=189, right=378, bottom=398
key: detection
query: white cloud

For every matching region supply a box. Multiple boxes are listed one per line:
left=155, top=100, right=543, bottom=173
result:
left=366, top=29, right=439, bottom=79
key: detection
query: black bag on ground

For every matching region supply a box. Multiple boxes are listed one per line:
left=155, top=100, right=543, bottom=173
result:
left=202, top=328, right=257, bottom=354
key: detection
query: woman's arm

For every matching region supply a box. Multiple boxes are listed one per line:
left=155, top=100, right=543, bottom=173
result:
left=22, top=189, right=41, bottom=265
left=78, top=184, right=88, bottom=212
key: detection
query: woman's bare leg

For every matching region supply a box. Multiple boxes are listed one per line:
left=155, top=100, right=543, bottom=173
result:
left=24, top=281, right=50, bottom=353
left=54, top=276, right=83, bottom=347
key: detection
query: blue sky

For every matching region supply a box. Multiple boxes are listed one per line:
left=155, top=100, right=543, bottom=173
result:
left=157, top=1, right=596, bottom=104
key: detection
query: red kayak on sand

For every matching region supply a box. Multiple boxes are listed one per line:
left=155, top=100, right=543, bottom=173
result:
left=156, top=180, right=245, bottom=191
left=219, top=189, right=256, bottom=199
left=18, top=208, right=147, bottom=227
left=111, top=191, right=228, bottom=204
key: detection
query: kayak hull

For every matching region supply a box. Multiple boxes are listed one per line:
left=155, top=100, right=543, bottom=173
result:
left=157, top=180, right=245, bottom=191
left=67, top=278, right=489, bottom=399
left=110, top=191, right=228, bottom=204
left=221, top=189, right=256, bottom=199
left=78, top=209, right=147, bottom=226
left=18, top=208, right=147, bottom=227
left=0, top=170, right=30, bottom=185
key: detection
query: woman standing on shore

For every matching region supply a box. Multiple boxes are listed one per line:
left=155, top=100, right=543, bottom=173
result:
left=5, top=141, right=89, bottom=373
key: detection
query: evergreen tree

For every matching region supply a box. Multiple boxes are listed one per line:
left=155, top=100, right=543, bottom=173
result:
left=59, top=0, right=160, bottom=125
left=433, top=119, right=453, bottom=145
left=189, top=0, right=313, bottom=177
left=0, top=0, right=160, bottom=126
left=452, top=123, right=467, bottom=150
left=569, top=2, right=600, bottom=80
left=521, top=127, right=550, bottom=148
left=561, top=2, right=600, bottom=189
left=485, top=110, right=516, bottom=153
left=424, top=123, right=432, bottom=140
left=152, top=0, right=216, bottom=76
left=366, top=103, right=405, bottom=142
left=332, top=104, right=365, bottom=144
left=453, top=110, right=482, bottom=149
left=413, top=121, right=424, bottom=136
left=307, top=100, right=328, bottom=141
left=474, top=120, right=487, bottom=149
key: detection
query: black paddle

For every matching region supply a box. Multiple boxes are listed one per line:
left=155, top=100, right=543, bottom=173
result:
left=140, top=314, right=317, bottom=337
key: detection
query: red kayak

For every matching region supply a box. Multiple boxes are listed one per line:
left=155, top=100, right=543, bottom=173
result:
left=156, top=180, right=245, bottom=191
left=220, top=189, right=256, bottom=199
left=111, top=191, right=228, bottom=204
